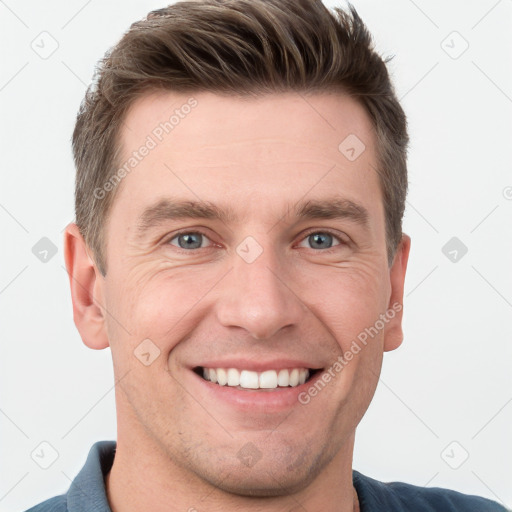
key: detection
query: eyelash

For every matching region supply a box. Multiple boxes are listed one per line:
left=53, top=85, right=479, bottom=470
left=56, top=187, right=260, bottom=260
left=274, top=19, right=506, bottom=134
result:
left=164, top=228, right=349, bottom=254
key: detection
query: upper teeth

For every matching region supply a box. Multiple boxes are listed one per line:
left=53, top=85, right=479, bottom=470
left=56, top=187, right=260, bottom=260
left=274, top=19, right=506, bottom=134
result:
left=202, top=367, right=309, bottom=389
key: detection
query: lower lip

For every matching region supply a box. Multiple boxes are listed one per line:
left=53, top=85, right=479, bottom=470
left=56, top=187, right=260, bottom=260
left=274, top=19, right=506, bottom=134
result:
left=190, top=370, right=323, bottom=412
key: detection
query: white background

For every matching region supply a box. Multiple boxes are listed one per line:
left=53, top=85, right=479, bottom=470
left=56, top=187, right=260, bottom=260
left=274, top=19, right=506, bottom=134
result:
left=1, top=0, right=511, bottom=510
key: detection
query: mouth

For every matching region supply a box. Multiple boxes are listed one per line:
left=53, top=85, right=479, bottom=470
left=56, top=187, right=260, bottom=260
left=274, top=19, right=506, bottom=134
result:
left=193, top=366, right=323, bottom=391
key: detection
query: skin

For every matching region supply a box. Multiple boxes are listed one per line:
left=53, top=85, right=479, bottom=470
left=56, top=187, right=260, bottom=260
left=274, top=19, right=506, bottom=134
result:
left=64, top=91, right=410, bottom=512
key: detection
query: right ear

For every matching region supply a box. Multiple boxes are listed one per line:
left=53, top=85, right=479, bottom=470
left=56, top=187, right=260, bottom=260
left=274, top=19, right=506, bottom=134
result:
left=63, top=222, right=110, bottom=350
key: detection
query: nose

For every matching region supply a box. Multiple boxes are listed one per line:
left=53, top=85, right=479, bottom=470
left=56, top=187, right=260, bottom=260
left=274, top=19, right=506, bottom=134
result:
left=215, top=243, right=306, bottom=340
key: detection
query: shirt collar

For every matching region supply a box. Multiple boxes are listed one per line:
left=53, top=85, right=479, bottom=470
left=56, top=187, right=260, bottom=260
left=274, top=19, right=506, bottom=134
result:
left=67, top=440, right=116, bottom=512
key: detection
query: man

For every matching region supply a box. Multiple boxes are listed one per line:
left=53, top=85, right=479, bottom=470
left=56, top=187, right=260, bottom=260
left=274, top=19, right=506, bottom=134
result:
left=25, top=0, right=508, bottom=511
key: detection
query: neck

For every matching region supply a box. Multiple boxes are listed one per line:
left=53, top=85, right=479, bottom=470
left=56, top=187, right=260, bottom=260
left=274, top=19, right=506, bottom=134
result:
left=105, top=419, right=359, bottom=512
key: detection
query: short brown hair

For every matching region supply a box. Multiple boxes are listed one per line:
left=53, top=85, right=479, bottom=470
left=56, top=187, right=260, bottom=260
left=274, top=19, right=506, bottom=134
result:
left=73, top=0, right=408, bottom=276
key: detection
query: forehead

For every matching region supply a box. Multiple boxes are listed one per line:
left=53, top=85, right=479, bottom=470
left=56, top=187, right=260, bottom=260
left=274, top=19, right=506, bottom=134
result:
left=121, top=90, right=375, bottom=161
left=111, top=90, right=382, bottom=232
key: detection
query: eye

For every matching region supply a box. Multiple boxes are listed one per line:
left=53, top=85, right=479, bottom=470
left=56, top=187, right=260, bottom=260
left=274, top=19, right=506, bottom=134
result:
left=165, top=229, right=348, bottom=252
left=297, top=230, right=346, bottom=251
left=167, top=231, right=213, bottom=250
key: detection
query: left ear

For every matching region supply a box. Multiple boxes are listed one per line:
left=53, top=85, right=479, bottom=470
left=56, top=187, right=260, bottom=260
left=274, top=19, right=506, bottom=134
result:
left=383, top=234, right=411, bottom=352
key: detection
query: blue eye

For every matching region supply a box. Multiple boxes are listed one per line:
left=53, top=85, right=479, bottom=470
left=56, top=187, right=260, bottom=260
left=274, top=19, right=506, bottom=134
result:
left=298, top=231, right=343, bottom=250
left=168, top=232, right=212, bottom=250
left=166, top=229, right=346, bottom=252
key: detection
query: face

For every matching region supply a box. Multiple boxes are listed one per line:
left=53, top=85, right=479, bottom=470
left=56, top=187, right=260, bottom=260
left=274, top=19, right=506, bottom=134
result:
left=70, top=91, right=409, bottom=496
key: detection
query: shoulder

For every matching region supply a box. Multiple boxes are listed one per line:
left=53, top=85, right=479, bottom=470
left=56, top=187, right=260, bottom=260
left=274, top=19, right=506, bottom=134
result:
left=386, top=480, right=508, bottom=511
left=353, top=471, right=509, bottom=512
left=22, top=494, right=67, bottom=512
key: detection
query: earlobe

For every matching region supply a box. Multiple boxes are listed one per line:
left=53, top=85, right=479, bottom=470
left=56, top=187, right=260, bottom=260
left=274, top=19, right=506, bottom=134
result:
left=383, top=234, right=411, bottom=352
left=63, top=222, right=110, bottom=350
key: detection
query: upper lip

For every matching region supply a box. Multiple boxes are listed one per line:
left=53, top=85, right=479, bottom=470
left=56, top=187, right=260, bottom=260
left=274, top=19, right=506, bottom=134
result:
left=191, top=358, right=324, bottom=372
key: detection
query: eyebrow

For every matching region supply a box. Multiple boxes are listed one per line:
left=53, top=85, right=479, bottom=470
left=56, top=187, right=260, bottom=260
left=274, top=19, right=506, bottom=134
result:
left=135, top=197, right=370, bottom=237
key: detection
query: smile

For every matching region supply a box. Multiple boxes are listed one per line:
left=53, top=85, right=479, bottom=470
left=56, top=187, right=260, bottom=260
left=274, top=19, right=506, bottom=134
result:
left=194, top=366, right=321, bottom=390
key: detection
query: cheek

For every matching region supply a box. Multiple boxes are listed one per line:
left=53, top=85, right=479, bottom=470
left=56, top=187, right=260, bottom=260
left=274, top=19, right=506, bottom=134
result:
left=106, top=265, right=223, bottom=353
left=104, top=248, right=390, bottom=361
left=302, top=262, right=390, bottom=351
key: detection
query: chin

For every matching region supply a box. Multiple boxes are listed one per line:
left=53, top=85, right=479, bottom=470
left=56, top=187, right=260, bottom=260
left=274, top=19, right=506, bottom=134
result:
left=190, top=445, right=325, bottom=498
left=205, top=468, right=317, bottom=498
